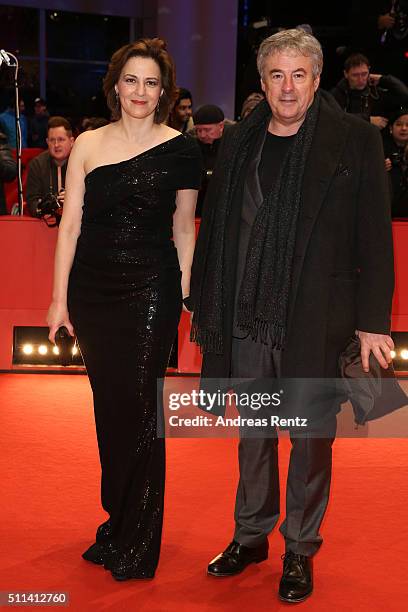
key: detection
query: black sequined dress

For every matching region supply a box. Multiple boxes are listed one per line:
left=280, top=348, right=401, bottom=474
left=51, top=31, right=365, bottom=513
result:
left=67, top=134, right=202, bottom=579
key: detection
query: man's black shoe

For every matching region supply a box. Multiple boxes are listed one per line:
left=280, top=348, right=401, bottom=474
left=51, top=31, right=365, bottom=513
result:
left=278, top=552, right=313, bottom=603
left=207, top=540, right=268, bottom=577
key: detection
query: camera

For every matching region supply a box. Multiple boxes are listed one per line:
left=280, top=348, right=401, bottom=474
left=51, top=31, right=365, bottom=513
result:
left=391, top=151, right=404, bottom=168
left=36, top=191, right=62, bottom=226
left=36, top=191, right=61, bottom=215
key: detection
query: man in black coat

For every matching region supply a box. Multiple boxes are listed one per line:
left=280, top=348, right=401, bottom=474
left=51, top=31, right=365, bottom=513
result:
left=190, top=29, right=394, bottom=603
left=330, top=52, right=408, bottom=129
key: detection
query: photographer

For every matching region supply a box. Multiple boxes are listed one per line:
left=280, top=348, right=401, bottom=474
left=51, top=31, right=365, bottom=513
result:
left=331, top=53, right=408, bottom=129
left=383, top=108, right=408, bottom=217
left=26, top=116, right=74, bottom=220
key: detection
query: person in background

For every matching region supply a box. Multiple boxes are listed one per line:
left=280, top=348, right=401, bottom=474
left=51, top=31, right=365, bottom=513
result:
left=0, top=95, right=28, bottom=148
left=29, top=97, right=50, bottom=149
left=26, top=116, right=74, bottom=217
left=240, top=92, right=265, bottom=120
left=80, top=117, right=109, bottom=131
left=190, top=104, right=227, bottom=217
left=383, top=107, right=408, bottom=216
left=330, top=53, right=408, bottom=129
left=0, top=128, right=17, bottom=214
left=168, top=87, right=193, bottom=132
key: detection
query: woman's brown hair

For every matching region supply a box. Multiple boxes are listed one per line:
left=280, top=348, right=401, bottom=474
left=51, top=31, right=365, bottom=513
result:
left=103, top=38, right=178, bottom=123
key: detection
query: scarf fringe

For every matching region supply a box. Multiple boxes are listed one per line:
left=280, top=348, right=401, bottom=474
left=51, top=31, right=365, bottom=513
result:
left=237, top=315, right=286, bottom=349
left=190, top=321, right=223, bottom=354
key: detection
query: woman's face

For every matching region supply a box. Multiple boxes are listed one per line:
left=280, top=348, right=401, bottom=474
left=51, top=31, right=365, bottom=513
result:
left=115, top=56, right=163, bottom=120
left=391, top=114, right=408, bottom=147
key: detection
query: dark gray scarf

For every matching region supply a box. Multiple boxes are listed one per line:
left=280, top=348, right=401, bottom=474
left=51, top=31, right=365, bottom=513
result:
left=191, top=93, right=321, bottom=354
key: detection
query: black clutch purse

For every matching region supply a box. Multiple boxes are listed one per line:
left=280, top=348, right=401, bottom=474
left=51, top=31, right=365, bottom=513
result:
left=338, top=335, right=408, bottom=425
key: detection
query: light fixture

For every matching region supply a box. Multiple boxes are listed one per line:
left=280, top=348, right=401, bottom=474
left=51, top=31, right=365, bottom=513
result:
left=391, top=350, right=396, bottom=359
left=13, top=327, right=84, bottom=368
left=400, top=349, right=408, bottom=360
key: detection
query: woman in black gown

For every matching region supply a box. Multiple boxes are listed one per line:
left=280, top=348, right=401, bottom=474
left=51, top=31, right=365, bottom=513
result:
left=47, top=39, right=202, bottom=581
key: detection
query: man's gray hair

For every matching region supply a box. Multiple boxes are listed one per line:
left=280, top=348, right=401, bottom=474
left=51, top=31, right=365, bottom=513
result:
left=257, top=28, right=323, bottom=79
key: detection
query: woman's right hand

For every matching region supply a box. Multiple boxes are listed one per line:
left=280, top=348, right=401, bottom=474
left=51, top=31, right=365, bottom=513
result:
left=47, top=300, right=75, bottom=344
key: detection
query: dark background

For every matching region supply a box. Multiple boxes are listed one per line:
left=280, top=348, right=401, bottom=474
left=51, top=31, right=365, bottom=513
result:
left=235, top=1, right=403, bottom=116
left=0, top=1, right=406, bottom=124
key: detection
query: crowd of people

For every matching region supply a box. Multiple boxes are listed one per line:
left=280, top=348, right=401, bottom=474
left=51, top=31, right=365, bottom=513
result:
left=1, top=41, right=408, bottom=219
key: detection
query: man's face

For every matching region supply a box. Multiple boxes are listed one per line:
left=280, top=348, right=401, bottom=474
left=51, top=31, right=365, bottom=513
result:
left=34, top=103, right=47, bottom=116
left=195, top=122, right=224, bottom=145
left=344, top=63, right=369, bottom=90
left=47, top=127, right=74, bottom=163
left=175, top=98, right=192, bottom=123
left=261, top=51, right=320, bottom=128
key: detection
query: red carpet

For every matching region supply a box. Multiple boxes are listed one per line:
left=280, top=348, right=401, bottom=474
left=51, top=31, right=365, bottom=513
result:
left=0, top=373, right=407, bottom=611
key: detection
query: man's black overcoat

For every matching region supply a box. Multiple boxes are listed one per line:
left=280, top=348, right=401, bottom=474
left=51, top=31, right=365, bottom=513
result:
left=191, top=93, right=394, bottom=387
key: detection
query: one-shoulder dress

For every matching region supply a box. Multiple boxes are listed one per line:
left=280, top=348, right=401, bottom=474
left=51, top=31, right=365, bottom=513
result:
left=67, top=133, right=202, bottom=579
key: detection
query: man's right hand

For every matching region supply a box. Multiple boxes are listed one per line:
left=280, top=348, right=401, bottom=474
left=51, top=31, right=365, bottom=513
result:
left=370, top=116, right=388, bottom=129
left=57, top=189, right=65, bottom=206
left=385, top=158, right=392, bottom=171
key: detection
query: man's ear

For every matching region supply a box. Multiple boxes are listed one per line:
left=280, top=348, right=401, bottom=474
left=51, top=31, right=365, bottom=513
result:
left=314, top=75, right=320, bottom=92
left=260, top=78, right=266, bottom=93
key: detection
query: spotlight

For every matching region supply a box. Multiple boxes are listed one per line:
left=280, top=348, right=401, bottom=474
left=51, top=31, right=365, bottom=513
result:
left=400, top=349, right=408, bottom=360
left=72, top=345, right=78, bottom=356
left=391, top=350, right=396, bottom=359
left=13, top=326, right=84, bottom=368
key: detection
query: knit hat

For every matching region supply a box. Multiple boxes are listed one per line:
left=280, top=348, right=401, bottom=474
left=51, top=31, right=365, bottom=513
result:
left=193, top=104, right=224, bottom=125
left=389, top=107, right=408, bottom=124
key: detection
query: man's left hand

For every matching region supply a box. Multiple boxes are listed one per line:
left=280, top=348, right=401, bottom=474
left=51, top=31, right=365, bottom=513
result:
left=356, top=330, right=394, bottom=372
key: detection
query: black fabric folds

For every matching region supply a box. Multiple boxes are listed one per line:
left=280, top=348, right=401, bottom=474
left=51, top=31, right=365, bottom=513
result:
left=339, top=335, right=408, bottom=425
left=191, top=94, right=321, bottom=354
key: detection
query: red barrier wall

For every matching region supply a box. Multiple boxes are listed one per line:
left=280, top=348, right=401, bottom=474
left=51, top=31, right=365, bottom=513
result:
left=0, top=216, right=406, bottom=372
left=4, top=148, right=44, bottom=214
left=0, top=216, right=202, bottom=372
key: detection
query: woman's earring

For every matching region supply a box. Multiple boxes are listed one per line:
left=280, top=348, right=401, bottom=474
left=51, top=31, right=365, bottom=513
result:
left=115, top=90, right=119, bottom=107
left=156, top=91, right=164, bottom=114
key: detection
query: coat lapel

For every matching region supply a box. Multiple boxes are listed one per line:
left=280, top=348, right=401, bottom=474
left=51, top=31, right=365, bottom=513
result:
left=287, top=97, right=350, bottom=332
